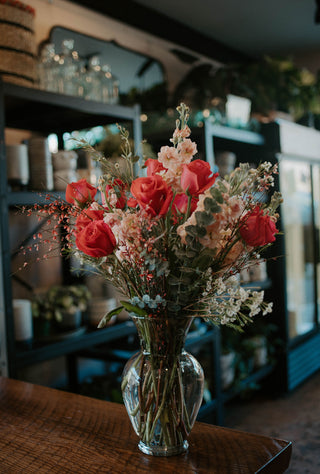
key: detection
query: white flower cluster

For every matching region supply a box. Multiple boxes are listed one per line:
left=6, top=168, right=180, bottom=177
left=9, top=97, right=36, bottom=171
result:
left=202, top=275, right=273, bottom=326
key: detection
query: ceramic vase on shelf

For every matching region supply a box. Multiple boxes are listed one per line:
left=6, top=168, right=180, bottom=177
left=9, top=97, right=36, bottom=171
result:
left=121, top=315, right=204, bottom=457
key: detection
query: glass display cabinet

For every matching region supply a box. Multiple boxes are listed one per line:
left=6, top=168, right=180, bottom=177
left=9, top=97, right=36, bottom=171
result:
left=263, top=120, right=320, bottom=391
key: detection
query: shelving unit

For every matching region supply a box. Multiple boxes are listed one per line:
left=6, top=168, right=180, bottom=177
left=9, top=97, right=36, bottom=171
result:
left=203, top=121, right=265, bottom=169
left=0, top=80, right=142, bottom=378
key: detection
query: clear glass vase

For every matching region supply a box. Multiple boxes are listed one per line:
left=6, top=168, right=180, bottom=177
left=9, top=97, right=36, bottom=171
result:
left=121, top=315, right=204, bottom=456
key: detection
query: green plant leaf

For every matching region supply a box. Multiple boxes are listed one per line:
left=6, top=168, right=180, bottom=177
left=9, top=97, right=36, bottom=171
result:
left=97, top=306, right=124, bottom=328
left=204, top=197, right=221, bottom=214
left=120, top=300, right=147, bottom=317
left=195, top=210, right=214, bottom=226
left=210, top=187, right=224, bottom=204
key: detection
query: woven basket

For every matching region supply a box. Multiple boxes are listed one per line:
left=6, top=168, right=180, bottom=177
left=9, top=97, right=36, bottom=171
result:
left=0, top=3, right=35, bottom=30
left=0, top=1, right=36, bottom=86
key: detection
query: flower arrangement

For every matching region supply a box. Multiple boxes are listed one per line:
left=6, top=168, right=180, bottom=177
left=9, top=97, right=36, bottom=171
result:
left=22, top=103, right=282, bottom=455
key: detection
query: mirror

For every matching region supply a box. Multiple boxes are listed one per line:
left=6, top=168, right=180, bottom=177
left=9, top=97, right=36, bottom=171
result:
left=47, top=26, right=165, bottom=96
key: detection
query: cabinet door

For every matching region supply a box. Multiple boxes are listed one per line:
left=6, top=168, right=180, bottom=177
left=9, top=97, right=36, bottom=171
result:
left=279, top=159, right=316, bottom=339
left=312, top=165, right=320, bottom=328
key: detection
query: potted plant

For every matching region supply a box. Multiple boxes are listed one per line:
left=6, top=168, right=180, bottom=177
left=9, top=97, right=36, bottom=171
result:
left=32, top=284, right=91, bottom=335
left=213, top=56, right=320, bottom=123
left=174, top=57, right=320, bottom=126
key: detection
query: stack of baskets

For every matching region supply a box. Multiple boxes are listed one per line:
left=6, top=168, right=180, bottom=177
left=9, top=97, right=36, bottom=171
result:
left=0, top=0, right=36, bottom=87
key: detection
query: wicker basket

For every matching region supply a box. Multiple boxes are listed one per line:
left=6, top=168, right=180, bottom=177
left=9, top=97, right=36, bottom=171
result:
left=0, top=1, right=36, bottom=86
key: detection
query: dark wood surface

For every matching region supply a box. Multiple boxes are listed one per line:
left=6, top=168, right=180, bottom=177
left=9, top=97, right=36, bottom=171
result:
left=0, top=377, right=292, bottom=473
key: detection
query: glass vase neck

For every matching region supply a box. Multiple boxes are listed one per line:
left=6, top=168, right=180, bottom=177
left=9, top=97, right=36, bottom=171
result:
left=131, top=315, right=193, bottom=358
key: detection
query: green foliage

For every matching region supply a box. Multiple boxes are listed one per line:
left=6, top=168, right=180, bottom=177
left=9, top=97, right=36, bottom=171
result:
left=97, top=306, right=125, bottom=328
left=32, top=285, right=91, bottom=322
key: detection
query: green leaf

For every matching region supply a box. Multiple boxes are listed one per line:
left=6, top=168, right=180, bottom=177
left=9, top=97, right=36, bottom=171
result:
left=120, top=300, right=147, bottom=317
left=97, top=306, right=124, bottom=328
left=210, top=187, right=224, bottom=204
left=217, top=181, right=228, bottom=193
left=195, top=210, right=214, bottom=226
left=185, top=224, right=206, bottom=238
left=204, top=197, right=221, bottom=214
left=195, top=225, right=207, bottom=238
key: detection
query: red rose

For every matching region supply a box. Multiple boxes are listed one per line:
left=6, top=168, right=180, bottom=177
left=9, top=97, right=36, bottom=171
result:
left=145, top=158, right=165, bottom=177
left=181, top=160, right=218, bottom=196
left=131, top=175, right=173, bottom=217
left=76, top=208, right=105, bottom=232
left=102, top=179, right=127, bottom=209
left=240, top=206, right=278, bottom=247
left=66, top=179, right=97, bottom=207
left=75, top=220, right=116, bottom=257
left=172, top=193, right=198, bottom=215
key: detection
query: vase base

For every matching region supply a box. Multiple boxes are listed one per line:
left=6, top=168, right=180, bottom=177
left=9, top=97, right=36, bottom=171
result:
left=138, top=440, right=188, bottom=457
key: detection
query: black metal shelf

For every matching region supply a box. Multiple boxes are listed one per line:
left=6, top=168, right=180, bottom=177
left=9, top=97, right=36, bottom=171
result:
left=14, top=321, right=136, bottom=369
left=3, top=82, right=140, bottom=134
left=8, top=191, right=65, bottom=206
left=0, top=79, right=142, bottom=380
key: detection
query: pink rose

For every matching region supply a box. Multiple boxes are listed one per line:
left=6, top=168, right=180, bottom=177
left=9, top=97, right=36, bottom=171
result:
left=130, top=175, right=173, bottom=217
left=75, top=220, right=116, bottom=258
left=181, top=160, right=219, bottom=196
left=66, top=179, right=97, bottom=207
left=240, top=206, right=278, bottom=247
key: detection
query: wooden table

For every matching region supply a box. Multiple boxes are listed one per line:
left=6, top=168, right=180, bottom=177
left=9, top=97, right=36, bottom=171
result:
left=0, top=377, right=292, bottom=473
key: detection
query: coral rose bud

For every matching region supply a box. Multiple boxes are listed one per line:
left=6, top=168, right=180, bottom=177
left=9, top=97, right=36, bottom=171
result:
left=145, top=158, right=165, bottom=177
left=75, top=220, right=116, bottom=258
left=76, top=208, right=105, bottom=232
left=66, top=179, right=97, bottom=207
left=181, top=160, right=218, bottom=196
left=240, top=206, right=278, bottom=247
left=131, top=175, right=173, bottom=217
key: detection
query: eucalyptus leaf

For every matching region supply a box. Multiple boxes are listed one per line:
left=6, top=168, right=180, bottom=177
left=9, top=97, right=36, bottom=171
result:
left=195, top=225, right=207, bottom=238
left=204, top=197, right=221, bottom=214
left=210, top=187, right=224, bottom=204
left=195, top=211, right=214, bottom=226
